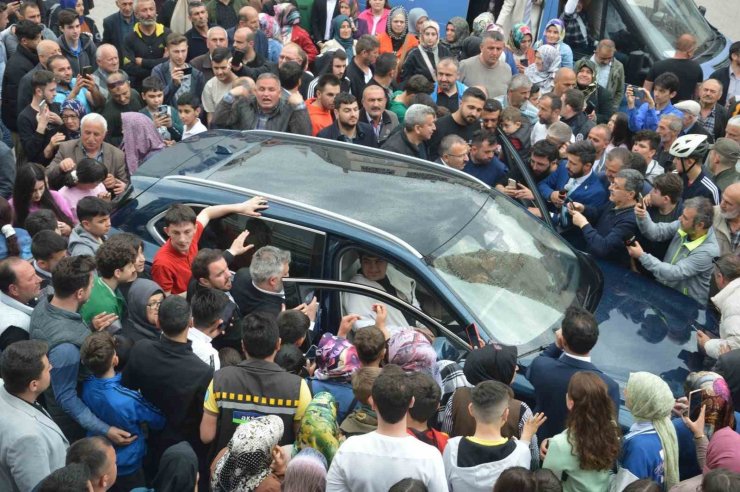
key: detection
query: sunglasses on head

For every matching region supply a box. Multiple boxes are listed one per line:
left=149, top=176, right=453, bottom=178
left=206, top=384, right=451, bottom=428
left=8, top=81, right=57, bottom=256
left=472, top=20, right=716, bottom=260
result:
left=107, top=79, right=128, bottom=90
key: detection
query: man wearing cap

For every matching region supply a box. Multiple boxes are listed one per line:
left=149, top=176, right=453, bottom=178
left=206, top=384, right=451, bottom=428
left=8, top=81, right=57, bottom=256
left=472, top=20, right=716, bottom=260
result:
left=674, top=100, right=714, bottom=142
left=709, top=138, right=740, bottom=192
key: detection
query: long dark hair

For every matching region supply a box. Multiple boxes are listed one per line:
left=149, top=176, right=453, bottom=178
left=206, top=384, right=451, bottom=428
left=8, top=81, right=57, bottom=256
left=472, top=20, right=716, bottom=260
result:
left=12, top=163, right=73, bottom=228
left=0, top=197, right=20, bottom=257
left=610, top=112, right=632, bottom=148
left=566, top=372, right=621, bottom=471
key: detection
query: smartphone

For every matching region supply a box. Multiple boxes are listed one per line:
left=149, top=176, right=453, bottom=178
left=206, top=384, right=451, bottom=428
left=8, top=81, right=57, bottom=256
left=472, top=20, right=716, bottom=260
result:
left=181, top=65, right=192, bottom=76
left=303, top=290, right=315, bottom=304
left=464, top=323, right=483, bottom=349
left=157, top=105, right=168, bottom=116
left=81, top=65, right=94, bottom=77
left=624, top=235, right=637, bottom=247
left=38, top=100, right=46, bottom=111
left=585, top=100, right=596, bottom=114
left=305, top=345, right=318, bottom=361
left=506, top=178, right=517, bottom=189
left=688, top=388, right=705, bottom=420
left=231, top=50, right=245, bottom=66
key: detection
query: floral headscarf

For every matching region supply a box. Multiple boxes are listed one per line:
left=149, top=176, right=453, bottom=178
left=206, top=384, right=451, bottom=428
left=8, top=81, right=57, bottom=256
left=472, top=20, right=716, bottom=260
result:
left=258, top=13, right=280, bottom=40
left=60, top=99, right=86, bottom=139
left=685, top=371, right=736, bottom=439
left=542, top=18, right=565, bottom=45
left=472, top=12, right=496, bottom=37
left=525, top=44, right=560, bottom=93
left=315, top=332, right=360, bottom=382
left=388, top=328, right=441, bottom=387
left=386, top=6, right=408, bottom=40
left=274, top=3, right=301, bottom=42
left=509, top=22, right=533, bottom=52
left=211, top=415, right=284, bottom=492
left=294, top=392, right=343, bottom=465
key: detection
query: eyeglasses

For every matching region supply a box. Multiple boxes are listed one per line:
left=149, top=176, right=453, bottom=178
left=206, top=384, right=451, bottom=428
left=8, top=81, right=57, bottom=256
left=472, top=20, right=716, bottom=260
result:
left=444, top=152, right=468, bottom=159
left=62, top=114, right=79, bottom=121
left=146, top=300, right=162, bottom=309
left=107, top=79, right=128, bottom=90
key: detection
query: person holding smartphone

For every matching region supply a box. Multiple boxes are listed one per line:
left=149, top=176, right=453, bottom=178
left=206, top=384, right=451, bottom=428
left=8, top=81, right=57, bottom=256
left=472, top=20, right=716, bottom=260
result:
left=17, top=70, right=65, bottom=166
left=151, top=33, right=205, bottom=107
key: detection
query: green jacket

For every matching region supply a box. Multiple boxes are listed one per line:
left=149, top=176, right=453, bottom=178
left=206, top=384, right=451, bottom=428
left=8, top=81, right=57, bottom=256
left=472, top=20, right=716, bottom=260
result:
left=389, top=91, right=409, bottom=125
left=542, top=430, right=614, bottom=492
left=80, top=276, right=126, bottom=329
left=591, top=56, right=625, bottom=114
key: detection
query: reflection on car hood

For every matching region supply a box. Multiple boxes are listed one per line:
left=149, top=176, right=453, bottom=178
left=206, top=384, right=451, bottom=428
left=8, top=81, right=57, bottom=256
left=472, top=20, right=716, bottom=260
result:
left=590, top=261, right=709, bottom=398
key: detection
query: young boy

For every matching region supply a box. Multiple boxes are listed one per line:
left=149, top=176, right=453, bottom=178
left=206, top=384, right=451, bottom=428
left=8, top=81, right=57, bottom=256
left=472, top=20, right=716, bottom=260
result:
left=68, top=197, right=111, bottom=257
left=140, top=76, right=183, bottom=143
left=277, top=310, right=310, bottom=347
left=188, top=287, right=229, bottom=369
left=500, top=106, right=531, bottom=160
left=80, top=332, right=166, bottom=490
left=151, top=197, right=267, bottom=295
left=340, top=366, right=381, bottom=436
left=31, top=230, right=68, bottom=291
left=628, top=72, right=683, bottom=132
left=80, top=238, right=138, bottom=330
left=177, top=92, right=207, bottom=140
left=353, top=326, right=387, bottom=368
left=631, top=130, right=664, bottom=183
left=442, top=381, right=545, bottom=491
left=406, top=371, right=448, bottom=453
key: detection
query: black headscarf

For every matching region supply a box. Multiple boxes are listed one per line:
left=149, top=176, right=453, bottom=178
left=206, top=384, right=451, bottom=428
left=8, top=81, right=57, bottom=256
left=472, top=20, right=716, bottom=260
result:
left=152, top=442, right=199, bottom=492
left=463, top=343, right=518, bottom=385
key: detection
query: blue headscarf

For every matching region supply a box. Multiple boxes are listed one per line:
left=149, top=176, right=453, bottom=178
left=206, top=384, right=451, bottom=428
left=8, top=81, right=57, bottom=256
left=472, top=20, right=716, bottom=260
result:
left=331, top=15, right=355, bottom=63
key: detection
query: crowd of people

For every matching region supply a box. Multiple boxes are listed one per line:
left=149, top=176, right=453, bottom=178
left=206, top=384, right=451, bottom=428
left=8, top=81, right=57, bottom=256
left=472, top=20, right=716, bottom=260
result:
left=0, top=0, right=739, bottom=491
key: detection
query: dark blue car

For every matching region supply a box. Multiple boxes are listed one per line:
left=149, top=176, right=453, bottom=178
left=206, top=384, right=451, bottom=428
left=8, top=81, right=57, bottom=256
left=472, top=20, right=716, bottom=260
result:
left=112, top=129, right=710, bottom=426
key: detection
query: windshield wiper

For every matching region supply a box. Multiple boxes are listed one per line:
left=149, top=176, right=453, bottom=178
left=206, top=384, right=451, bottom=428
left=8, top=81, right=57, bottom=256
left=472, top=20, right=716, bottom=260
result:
left=518, top=344, right=549, bottom=359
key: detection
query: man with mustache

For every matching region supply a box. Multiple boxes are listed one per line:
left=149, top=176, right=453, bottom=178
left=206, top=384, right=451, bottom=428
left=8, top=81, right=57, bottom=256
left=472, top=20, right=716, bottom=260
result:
left=122, top=0, right=171, bottom=90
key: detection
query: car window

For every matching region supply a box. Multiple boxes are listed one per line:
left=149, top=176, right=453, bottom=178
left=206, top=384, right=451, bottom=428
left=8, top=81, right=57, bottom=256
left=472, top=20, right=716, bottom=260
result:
left=152, top=208, right=326, bottom=277
left=338, top=248, right=461, bottom=332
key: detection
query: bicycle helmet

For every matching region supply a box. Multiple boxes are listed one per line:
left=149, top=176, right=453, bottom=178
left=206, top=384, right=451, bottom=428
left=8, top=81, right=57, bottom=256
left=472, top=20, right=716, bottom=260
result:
left=669, top=134, right=709, bottom=159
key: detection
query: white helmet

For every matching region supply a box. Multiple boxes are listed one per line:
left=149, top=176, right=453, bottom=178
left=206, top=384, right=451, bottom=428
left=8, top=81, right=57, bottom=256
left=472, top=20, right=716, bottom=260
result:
left=669, top=134, right=709, bottom=159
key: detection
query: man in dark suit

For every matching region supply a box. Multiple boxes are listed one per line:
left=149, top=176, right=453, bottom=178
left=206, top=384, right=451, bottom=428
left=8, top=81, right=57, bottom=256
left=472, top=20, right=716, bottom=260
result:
left=708, top=40, right=740, bottom=107
left=311, top=0, right=341, bottom=45
left=102, top=0, right=136, bottom=60
left=527, top=306, right=620, bottom=440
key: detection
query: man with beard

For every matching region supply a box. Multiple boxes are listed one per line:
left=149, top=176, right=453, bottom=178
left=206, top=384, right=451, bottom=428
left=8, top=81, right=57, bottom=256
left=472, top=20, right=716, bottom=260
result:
left=531, top=92, right=562, bottom=144
left=497, top=139, right=560, bottom=215
left=122, top=0, right=171, bottom=90
left=306, top=50, right=350, bottom=99
left=538, top=140, right=609, bottom=224
left=431, top=58, right=468, bottom=113
left=428, top=87, right=486, bottom=161
left=101, top=70, right=143, bottom=147
left=381, top=104, right=436, bottom=160
left=360, top=84, right=398, bottom=146
left=712, top=183, right=740, bottom=256
left=462, top=130, right=508, bottom=186
left=317, top=93, right=377, bottom=147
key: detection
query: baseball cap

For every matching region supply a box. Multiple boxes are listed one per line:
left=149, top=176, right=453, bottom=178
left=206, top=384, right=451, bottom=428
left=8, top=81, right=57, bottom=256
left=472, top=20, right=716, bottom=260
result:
left=710, top=137, right=740, bottom=161
left=674, top=100, right=700, bottom=117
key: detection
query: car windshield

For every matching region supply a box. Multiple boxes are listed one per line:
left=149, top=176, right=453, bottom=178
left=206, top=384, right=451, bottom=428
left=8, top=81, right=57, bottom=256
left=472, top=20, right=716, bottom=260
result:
left=623, top=0, right=715, bottom=57
left=430, top=194, right=581, bottom=349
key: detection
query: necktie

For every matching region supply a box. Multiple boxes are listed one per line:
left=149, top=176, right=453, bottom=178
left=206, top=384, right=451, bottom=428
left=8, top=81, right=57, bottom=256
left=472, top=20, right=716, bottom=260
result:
left=523, top=0, right=533, bottom=27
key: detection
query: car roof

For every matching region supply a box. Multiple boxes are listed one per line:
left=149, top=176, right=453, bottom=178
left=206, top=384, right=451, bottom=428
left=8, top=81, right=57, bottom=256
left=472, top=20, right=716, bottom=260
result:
left=142, top=130, right=493, bottom=257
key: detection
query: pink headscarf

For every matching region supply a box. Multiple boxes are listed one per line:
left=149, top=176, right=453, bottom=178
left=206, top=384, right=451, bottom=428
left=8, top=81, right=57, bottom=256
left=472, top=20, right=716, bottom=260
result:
left=121, top=112, right=165, bottom=175
left=703, top=427, right=740, bottom=474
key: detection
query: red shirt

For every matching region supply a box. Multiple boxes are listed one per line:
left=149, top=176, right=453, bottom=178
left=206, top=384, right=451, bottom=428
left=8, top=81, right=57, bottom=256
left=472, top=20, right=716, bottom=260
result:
left=407, top=427, right=449, bottom=453
left=151, top=221, right=204, bottom=295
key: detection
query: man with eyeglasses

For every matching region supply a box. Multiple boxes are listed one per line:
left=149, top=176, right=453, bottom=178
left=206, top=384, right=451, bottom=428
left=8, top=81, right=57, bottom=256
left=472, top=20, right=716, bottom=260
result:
left=101, top=70, right=143, bottom=147
left=436, top=134, right=469, bottom=171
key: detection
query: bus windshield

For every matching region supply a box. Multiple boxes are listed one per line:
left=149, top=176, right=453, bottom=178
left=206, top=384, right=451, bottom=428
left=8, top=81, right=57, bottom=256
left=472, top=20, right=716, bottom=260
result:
left=623, top=0, right=716, bottom=57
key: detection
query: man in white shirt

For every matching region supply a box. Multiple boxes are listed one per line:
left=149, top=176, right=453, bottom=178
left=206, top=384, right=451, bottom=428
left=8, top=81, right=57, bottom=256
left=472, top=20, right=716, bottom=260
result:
left=188, top=288, right=229, bottom=370
left=327, top=365, right=447, bottom=492
left=531, top=92, right=562, bottom=144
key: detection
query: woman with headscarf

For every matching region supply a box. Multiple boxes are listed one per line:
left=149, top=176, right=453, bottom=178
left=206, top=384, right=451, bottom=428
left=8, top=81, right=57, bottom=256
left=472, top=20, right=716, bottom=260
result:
left=294, top=392, right=344, bottom=465
left=536, top=18, right=573, bottom=68
left=407, top=8, right=428, bottom=38
left=441, top=343, right=539, bottom=467
left=400, top=20, right=451, bottom=85
left=131, top=441, right=199, bottom=492
left=320, top=15, right=356, bottom=63
left=282, top=447, right=327, bottom=492
left=211, top=415, right=285, bottom=492
left=309, top=333, right=361, bottom=422
left=274, top=3, right=318, bottom=64
left=388, top=328, right=441, bottom=386
left=60, top=99, right=85, bottom=140
left=671, top=412, right=740, bottom=491
left=525, top=44, right=561, bottom=94
left=614, top=372, right=680, bottom=491
left=121, top=112, right=165, bottom=175
left=441, top=17, right=470, bottom=61
left=377, top=6, right=418, bottom=68
left=507, top=23, right=536, bottom=74
left=258, top=13, right=284, bottom=63
left=356, top=0, right=390, bottom=37
left=122, top=279, right=164, bottom=343
left=672, top=372, right=737, bottom=481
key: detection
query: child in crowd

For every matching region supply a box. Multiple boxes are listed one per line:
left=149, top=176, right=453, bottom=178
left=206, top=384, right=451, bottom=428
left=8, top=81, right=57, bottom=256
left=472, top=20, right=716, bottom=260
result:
left=340, top=366, right=381, bottom=437
left=275, top=343, right=309, bottom=376
left=58, top=159, right=111, bottom=221
left=80, top=237, right=138, bottom=330
left=353, top=326, right=387, bottom=368
left=80, top=332, right=166, bottom=490
left=30, top=230, right=68, bottom=291
left=177, top=93, right=207, bottom=140
left=140, top=76, right=183, bottom=143
left=406, top=371, right=448, bottom=453
left=278, top=310, right=311, bottom=347
left=627, top=72, right=682, bottom=132
left=67, top=197, right=112, bottom=256
left=443, top=381, right=546, bottom=491
left=24, top=209, right=62, bottom=237
left=501, top=106, right=531, bottom=160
